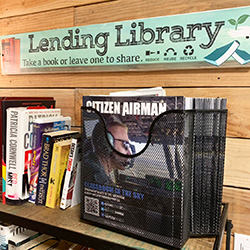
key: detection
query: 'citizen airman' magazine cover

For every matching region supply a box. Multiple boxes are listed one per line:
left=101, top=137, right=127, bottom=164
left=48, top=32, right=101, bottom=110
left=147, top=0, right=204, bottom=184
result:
left=81, top=96, right=194, bottom=249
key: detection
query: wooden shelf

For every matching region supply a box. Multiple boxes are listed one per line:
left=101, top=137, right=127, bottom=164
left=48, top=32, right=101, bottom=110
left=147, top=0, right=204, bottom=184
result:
left=0, top=202, right=218, bottom=250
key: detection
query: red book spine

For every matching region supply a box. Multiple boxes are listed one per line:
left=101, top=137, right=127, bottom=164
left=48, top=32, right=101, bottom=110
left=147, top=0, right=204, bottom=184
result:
left=14, top=39, right=20, bottom=73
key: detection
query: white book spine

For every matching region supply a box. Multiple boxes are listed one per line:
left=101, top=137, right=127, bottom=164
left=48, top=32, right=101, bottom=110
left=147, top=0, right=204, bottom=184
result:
left=70, top=139, right=81, bottom=208
left=6, top=108, right=25, bottom=201
left=8, top=230, right=39, bottom=250
left=70, top=157, right=81, bottom=208
left=60, top=138, right=78, bottom=209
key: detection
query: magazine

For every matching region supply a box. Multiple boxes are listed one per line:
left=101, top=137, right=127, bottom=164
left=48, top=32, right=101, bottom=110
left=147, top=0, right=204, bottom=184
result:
left=81, top=95, right=192, bottom=249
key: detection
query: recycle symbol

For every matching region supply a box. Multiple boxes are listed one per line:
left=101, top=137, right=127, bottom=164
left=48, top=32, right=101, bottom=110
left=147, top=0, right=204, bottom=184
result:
left=183, top=45, right=194, bottom=56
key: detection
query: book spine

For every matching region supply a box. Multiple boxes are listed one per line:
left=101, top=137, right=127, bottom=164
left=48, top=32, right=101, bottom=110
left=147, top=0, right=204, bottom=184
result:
left=2, top=160, right=6, bottom=204
left=9, top=38, right=15, bottom=73
left=5, top=109, right=24, bottom=204
left=35, top=135, right=53, bottom=206
left=8, top=232, right=40, bottom=250
left=2, top=37, right=16, bottom=74
left=14, top=39, right=20, bottom=73
left=1, top=39, right=5, bottom=72
left=45, top=144, right=60, bottom=208
left=46, top=144, right=70, bottom=208
left=60, top=138, right=77, bottom=209
left=15, top=234, right=54, bottom=250
left=0, top=98, right=3, bottom=203
left=22, top=111, right=33, bottom=201
left=55, top=145, right=70, bottom=207
left=2, top=39, right=10, bottom=74
left=70, top=141, right=81, bottom=208
left=28, top=123, right=46, bottom=203
left=0, top=226, right=26, bottom=250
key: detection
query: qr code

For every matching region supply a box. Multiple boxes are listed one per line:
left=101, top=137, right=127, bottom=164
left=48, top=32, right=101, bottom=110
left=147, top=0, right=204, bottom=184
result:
left=85, top=196, right=99, bottom=216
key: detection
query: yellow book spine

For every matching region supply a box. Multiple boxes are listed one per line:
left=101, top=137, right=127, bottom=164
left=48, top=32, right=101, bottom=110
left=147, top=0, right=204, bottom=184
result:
left=55, top=145, right=70, bottom=207
left=46, top=143, right=70, bottom=208
left=45, top=144, right=60, bottom=208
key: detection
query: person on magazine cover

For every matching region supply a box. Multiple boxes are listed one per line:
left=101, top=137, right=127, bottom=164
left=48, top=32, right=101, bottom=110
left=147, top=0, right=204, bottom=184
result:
left=83, top=121, right=132, bottom=185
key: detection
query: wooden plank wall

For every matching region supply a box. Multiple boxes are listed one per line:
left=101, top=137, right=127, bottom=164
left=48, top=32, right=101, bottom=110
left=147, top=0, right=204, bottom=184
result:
left=1, top=0, right=250, bottom=247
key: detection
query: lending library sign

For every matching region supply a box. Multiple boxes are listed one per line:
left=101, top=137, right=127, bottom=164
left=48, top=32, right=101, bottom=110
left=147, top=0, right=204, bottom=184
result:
left=1, top=6, right=250, bottom=74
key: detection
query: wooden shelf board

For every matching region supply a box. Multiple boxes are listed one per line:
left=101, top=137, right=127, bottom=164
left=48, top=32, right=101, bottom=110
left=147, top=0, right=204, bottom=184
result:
left=0, top=203, right=216, bottom=250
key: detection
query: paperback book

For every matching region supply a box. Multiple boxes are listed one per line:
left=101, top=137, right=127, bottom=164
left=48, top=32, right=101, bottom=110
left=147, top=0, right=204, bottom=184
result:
left=35, top=130, right=79, bottom=206
left=28, top=237, right=60, bottom=250
left=29, top=116, right=71, bottom=203
left=0, top=97, right=55, bottom=203
left=46, top=139, right=72, bottom=209
left=9, top=234, right=57, bottom=250
left=60, top=134, right=82, bottom=210
left=0, top=223, right=26, bottom=250
left=81, top=95, right=193, bottom=249
left=8, top=229, right=40, bottom=250
left=5, top=107, right=61, bottom=205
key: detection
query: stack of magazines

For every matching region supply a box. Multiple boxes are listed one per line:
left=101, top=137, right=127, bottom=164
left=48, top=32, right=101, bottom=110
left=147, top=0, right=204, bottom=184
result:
left=189, top=97, right=228, bottom=235
left=80, top=88, right=228, bottom=248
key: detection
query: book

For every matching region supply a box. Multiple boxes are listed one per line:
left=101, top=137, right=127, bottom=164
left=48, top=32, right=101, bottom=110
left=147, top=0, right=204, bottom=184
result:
left=1, top=37, right=21, bottom=74
left=35, top=130, right=79, bottom=206
left=69, top=243, right=89, bottom=250
left=46, top=139, right=72, bottom=208
left=29, top=239, right=80, bottom=250
left=60, top=134, right=82, bottom=210
left=0, top=97, right=55, bottom=204
left=232, top=48, right=250, bottom=65
left=81, top=95, right=191, bottom=249
left=28, top=238, right=59, bottom=249
left=14, top=39, right=21, bottom=73
left=1, top=39, right=6, bottom=73
left=204, top=40, right=240, bottom=66
left=55, top=240, right=85, bottom=250
left=8, top=229, right=40, bottom=250
left=9, top=234, right=55, bottom=250
left=1, top=38, right=11, bottom=74
left=0, top=223, right=26, bottom=250
left=5, top=107, right=61, bottom=205
left=13, top=234, right=58, bottom=250
left=29, top=116, right=71, bottom=203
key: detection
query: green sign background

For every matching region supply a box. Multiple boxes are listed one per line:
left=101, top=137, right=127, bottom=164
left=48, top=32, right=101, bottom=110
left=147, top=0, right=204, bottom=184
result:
left=1, top=6, right=250, bottom=74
